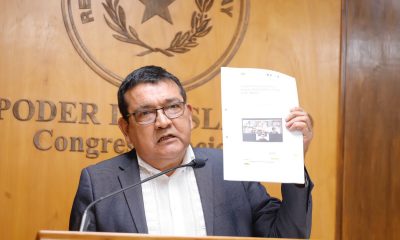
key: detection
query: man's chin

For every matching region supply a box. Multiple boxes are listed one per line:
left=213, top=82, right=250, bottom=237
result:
left=159, top=146, right=185, bottom=157
left=156, top=143, right=188, bottom=159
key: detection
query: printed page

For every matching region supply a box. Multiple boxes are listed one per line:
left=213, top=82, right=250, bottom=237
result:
left=221, top=67, right=304, bottom=183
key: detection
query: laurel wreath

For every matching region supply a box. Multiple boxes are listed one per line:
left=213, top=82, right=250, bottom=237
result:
left=102, top=0, right=214, bottom=57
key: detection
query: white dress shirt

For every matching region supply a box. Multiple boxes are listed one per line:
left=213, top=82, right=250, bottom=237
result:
left=137, top=146, right=207, bottom=236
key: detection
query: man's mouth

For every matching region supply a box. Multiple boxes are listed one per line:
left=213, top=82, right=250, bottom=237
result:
left=158, top=134, right=175, bottom=143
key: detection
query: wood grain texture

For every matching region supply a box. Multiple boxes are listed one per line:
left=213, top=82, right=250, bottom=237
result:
left=0, top=1, right=341, bottom=239
left=341, top=0, right=400, bottom=239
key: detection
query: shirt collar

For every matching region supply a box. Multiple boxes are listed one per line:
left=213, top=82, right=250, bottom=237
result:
left=137, top=145, right=195, bottom=175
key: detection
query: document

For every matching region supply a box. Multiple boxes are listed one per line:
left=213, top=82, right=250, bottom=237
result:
left=221, top=67, right=304, bottom=183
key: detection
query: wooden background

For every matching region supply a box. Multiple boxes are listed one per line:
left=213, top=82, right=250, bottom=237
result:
left=0, top=1, right=340, bottom=239
left=340, top=0, right=400, bottom=239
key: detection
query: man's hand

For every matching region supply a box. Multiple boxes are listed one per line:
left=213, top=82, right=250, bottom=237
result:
left=285, top=107, right=313, bottom=154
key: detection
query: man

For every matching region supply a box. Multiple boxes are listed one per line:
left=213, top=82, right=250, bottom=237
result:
left=69, top=66, right=314, bottom=238
left=269, top=127, right=283, bottom=142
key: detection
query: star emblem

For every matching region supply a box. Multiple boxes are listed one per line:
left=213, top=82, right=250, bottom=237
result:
left=139, top=0, right=175, bottom=24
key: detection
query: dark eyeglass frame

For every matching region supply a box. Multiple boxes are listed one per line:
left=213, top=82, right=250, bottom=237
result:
left=126, top=101, right=186, bottom=125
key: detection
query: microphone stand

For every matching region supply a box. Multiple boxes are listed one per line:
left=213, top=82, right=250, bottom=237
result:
left=79, top=158, right=206, bottom=231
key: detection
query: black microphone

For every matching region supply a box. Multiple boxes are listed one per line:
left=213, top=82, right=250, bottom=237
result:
left=79, top=158, right=207, bottom=231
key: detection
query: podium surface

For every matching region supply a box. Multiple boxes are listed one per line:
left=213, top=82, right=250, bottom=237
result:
left=37, top=230, right=294, bottom=240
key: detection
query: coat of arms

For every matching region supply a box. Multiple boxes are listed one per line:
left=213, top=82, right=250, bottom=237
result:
left=62, top=0, right=249, bottom=90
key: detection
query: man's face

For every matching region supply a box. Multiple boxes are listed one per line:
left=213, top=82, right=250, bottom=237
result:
left=118, top=80, right=193, bottom=171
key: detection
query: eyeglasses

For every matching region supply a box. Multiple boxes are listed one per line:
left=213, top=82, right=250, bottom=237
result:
left=126, top=101, right=186, bottom=125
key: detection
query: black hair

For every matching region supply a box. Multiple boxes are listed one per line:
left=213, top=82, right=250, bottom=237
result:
left=118, top=65, right=187, bottom=121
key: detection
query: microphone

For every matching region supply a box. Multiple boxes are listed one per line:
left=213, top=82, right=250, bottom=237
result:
left=79, top=158, right=207, bottom=231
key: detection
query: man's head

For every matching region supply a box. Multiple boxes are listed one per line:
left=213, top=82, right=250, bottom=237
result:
left=118, top=65, right=187, bottom=121
left=117, top=66, right=193, bottom=171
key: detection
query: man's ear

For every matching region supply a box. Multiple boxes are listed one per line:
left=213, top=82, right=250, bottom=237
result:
left=118, top=117, right=132, bottom=145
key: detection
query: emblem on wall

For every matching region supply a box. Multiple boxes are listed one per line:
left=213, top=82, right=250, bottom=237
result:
left=62, top=0, right=249, bottom=90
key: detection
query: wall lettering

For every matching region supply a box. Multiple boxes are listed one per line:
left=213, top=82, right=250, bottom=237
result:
left=1, top=97, right=223, bottom=159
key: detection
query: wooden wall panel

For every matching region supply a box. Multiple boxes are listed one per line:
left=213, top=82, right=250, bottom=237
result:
left=0, top=1, right=340, bottom=239
left=341, top=0, right=400, bottom=239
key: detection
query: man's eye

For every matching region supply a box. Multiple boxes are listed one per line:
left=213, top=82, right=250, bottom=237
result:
left=139, top=110, right=152, bottom=116
left=168, top=104, right=180, bottom=109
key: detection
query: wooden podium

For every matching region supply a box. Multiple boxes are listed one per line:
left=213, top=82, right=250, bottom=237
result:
left=37, top=230, right=289, bottom=240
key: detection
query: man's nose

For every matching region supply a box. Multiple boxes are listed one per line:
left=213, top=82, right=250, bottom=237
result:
left=154, top=109, right=172, bottom=128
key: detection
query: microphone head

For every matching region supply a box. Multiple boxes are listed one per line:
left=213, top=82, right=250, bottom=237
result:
left=191, top=158, right=207, bottom=168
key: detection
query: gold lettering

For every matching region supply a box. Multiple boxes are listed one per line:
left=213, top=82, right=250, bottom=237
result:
left=32, top=129, right=131, bottom=159
left=0, top=98, right=11, bottom=119
left=81, top=11, right=94, bottom=24
left=109, top=104, right=119, bottom=125
left=79, top=102, right=100, bottom=124
left=55, top=136, right=68, bottom=151
left=86, top=137, right=99, bottom=158
left=13, top=99, right=35, bottom=121
left=70, top=137, right=84, bottom=152
left=191, top=107, right=200, bottom=129
left=113, top=139, right=126, bottom=153
left=192, top=136, right=223, bottom=149
left=202, top=108, right=220, bottom=130
left=78, top=0, right=91, bottom=9
left=101, top=138, right=114, bottom=153
left=59, top=101, right=77, bottom=123
left=33, top=129, right=53, bottom=151
left=37, top=100, right=56, bottom=122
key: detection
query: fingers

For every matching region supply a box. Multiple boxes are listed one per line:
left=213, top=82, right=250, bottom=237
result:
left=286, top=120, right=310, bottom=135
left=285, top=107, right=314, bottom=154
left=285, top=107, right=312, bottom=132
